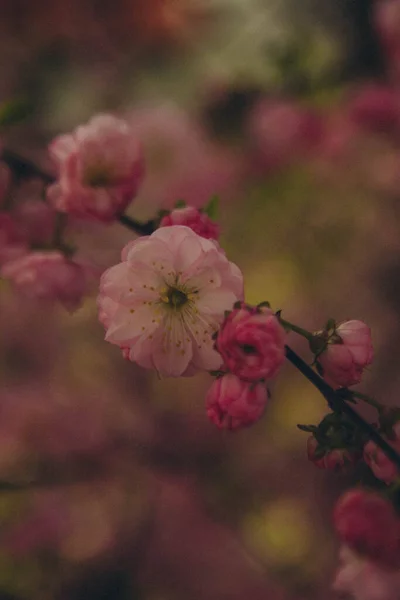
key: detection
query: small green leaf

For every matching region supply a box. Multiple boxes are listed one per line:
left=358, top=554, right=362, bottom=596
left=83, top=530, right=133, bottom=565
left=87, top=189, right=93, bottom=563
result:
left=0, top=98, right=33, bottom=127
left=204, top=194, right=219, bottom=220
left=174, top=199, right=186, bottom=209
left=257, top=301, right=271, bottom=309
left=325, top=318, right=336, bottom=332
left=297, top=424, right=318, bottom=433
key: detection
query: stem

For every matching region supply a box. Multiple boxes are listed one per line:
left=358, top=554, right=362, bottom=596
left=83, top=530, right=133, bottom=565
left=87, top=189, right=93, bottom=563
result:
left=279, top=318, right=313, bottom=341
left=1, top=148, right=156, bottom=237
left=285, top=345, right=400, bottom=471
left=350, top=390, right=384, bottom=413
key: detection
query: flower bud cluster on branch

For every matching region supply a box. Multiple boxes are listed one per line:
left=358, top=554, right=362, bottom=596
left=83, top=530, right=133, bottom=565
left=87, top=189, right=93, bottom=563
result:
left=1, top=93, right=400, bottom=599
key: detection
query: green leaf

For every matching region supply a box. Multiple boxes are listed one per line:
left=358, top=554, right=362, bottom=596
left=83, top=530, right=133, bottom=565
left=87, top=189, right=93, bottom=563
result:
left=204, top=194, right=219, bottom=220
left=257, top=301, right=271, bottom=309
left=297, top=424, right=317, bottom=433
left=174, top=199, right=186, bottom=209
left=325, top=318, right=336, bottom=332
left=0, top=98, right=33, bottom=127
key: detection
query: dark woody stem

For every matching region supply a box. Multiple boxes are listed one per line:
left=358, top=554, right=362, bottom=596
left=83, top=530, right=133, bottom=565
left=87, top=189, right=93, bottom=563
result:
left=285, top=345, right=400, bottom=470
left=1, top=148, right=155, bottom=237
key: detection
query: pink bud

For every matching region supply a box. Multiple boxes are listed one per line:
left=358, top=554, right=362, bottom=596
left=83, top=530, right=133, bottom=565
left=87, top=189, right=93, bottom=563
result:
left=206, top=373, right=267, bottom=431
left=215, top=303, right=286, bottom=382
left=159, top=206, right=220, bottom=240
left=307, top=437, right=358, bottom=471
left=334, top=489, right=400, bottom=567
left=1, top=251, right=86, bottom=312
left=318, top=320, right=373, bottom=388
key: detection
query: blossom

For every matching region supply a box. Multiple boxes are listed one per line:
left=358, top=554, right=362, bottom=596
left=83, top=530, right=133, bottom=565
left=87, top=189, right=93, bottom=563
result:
left=364, top=423, right=400, bottom=485
left=215, top=303, right=286, bottom=382
left=206, top=373, right=267, bottom=430
left=334, top=545, right=400, bottom=600
left=2, top=251, right=86, bottom=312
left=347, top=85, right=400, bottom=134
left=334, top=489, right=400, bottom=567
left=318, top=320, right=373, bottom=388
left=246, top=99, right=321, bottom=174
left=98, top=225, right=243, bottom=377
left=47, top=114, right=144, bottom=222
left=0, top=213, right=27, bottom=266
left=159, top=206, right=220, bottom=240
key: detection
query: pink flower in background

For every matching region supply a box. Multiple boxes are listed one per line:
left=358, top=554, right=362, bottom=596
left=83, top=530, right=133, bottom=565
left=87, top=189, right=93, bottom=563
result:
left=128, top=105, right=244, bottom=219
left=206, top=373, right=267, bottom=430
left=246, top=99, right=321, bottom=174
left=333, top=489, right=400, bottom=567
left=364, top=423, right=400, bottom=484
left=47, top=114, right=144, bottom=222
left=375, top=0, right=400, bottom=82
left=318, top=320, right=373, bottom=388
left=334, top=545, right=400, bottom=600
left=347, top=85, right=400, bottom=134
left=215, top=303, right=286, bottom=382
left=2, top=251, right=86, bottom=312
left=159, top=206, right=220, bottom=240
left=98, top=225, right=243, bottom=377
left=0, top=213, right=27, bottom=266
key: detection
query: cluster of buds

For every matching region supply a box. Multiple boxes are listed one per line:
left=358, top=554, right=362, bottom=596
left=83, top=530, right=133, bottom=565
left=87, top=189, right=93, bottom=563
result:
left=303, top=412, right=363, bottom=472
left=205, top=302, right=286, bottom=430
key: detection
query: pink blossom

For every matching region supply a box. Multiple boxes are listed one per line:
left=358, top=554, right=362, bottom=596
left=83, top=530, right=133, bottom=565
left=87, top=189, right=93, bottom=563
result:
left=375, top=0, right=400, bottom=82
left=128, top=105, right=244, bottom=219
left=364, top=423, right=400, bottom=484
left=334, top=545, right=400, bottom=600
left=2, top=251, right=86, bottom=312
left=159, top=206, right=220, bottom=240
left=215, top=303, right=286, bottom=382
left=318, top=320, right=373, bottom=388
left=206, top=373, right=267, bottom=430
left=347, top=85, right=400, bottom=134
left=98, top=225, right=243, bottom=377
left=47, top=114, right=144, bottom=222
left=307, top=436, right=358, bottom=470
left=333, top=489, right=400, bottom=567
left=246, top=99, right=321, bottom=174
left=0, top=213, right=27, bottom=266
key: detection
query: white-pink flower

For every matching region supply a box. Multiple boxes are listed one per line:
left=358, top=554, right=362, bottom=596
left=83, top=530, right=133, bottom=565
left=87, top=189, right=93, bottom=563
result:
left=2, top=251, right=86, bottom=312
left=47, top=114, right=144, bottom=222
left=334, top=546, right=400, bottom=600
left=98, top=225, right=244, bottom=377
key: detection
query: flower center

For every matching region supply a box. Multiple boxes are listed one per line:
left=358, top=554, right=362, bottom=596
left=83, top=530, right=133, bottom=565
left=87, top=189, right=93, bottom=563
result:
left=163, top=286, right=188, bottom=310
left=240, top=343, right=257, bottom=355
left=84, top=164, right=113, bottom=187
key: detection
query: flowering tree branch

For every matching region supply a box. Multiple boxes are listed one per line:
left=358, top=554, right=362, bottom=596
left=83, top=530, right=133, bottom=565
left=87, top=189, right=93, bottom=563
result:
left=285, top=345, right=400, bottom=471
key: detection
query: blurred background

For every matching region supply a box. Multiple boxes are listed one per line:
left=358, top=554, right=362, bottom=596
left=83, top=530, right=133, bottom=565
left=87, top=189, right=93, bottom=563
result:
left=0, top=0, right=400, bottom=598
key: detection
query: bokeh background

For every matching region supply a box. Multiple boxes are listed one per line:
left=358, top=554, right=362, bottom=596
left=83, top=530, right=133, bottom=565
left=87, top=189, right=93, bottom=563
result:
left=0, top=0, right=399, bottom=598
